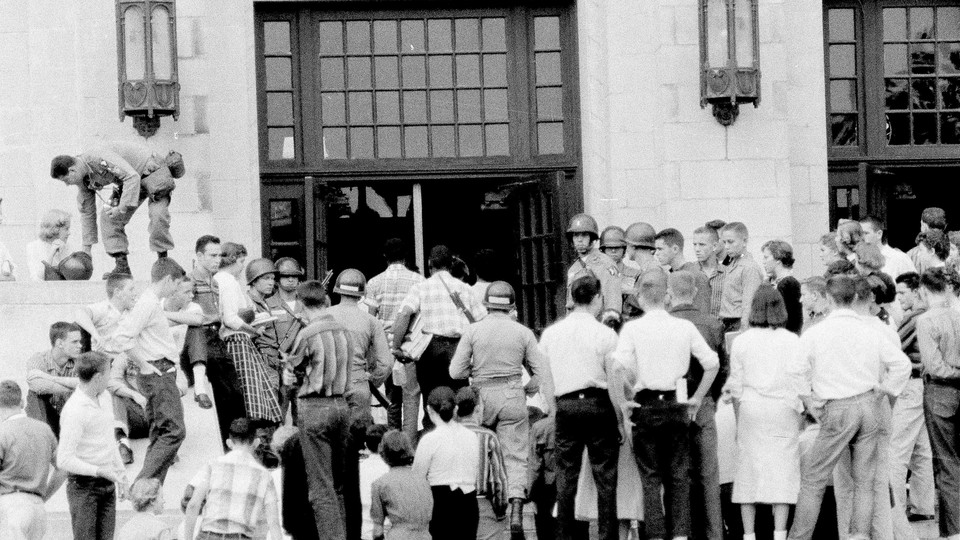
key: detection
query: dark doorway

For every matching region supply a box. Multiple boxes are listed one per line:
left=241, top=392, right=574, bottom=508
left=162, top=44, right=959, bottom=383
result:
left=874, top=167, right=960, bottom=252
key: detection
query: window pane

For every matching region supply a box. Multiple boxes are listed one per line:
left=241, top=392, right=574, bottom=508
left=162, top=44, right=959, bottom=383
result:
left=323, top=127, right=347, bottom=158
left=457, top=89, right=481, bottom=122
left=350, top=127, right=374, bottom=158
left=913, top=112, right=936, bottom=144
left=404, top=126, right=428, bottom=157
left=942, top=77, right=960, bottom=109
left=537, top=87, right=563, bottom=120
left=378, top=127, right=402, bottom=157
left=266, top=57, right=292, bottom=90
left=910, top=8, right=934, bottom=41
left=349, top=92, right=374, bottom=124
left=885, top=79, right=909, bottom=110
left=884, top=44, right=907, bottom=76
left=376, top=91, right=401, bottom=124
left=484, top=89, right=508, bottom=122
left=267, top=92, right=293, bottom=125
left=910, top=43, right=935, bottom=75
left=264, top=22, right=291, bottom=55
left=831, top=114, right=858, bottom=146
left=456, top=55, right=481, bottom=87
left=940, top=43, right=960, bottom=75
left=268, top=127, right=294, bottom=160
left=401, top=20, right=425, bottom=53
left=374, top=20, right=398, bottom=54
left=432, top=125, right=456, bottom=157
left=402, top=56, right=426, bottom=87
left=319, top=22, right=344, bottom=56
left=375, top=56, right=399, bottom=87
left=886, top=114, right=910, bottom=145
left=536, top=52, right=562, bottom=86
left=537, top=122, right=564, bottom=154
left=912, top=79, right=936, bottom=109
left=459, top=125, right=483, bottom=157
left=429, top=90, right=454, bottom=123
left=320, top=58, right=344, bottom=89
left=428, top=19, right=452, bottom=53
left=485, top=124, right=509, bottom=156
left=403, top=91, right=427, bottom=123
left=123, top=6, right=146, bottom=80
left=483, top=54, right=507, bottom=87
left=830, top=80, right=856, bottom=112
left=939, top=8, right=960, bottom=41
left=707, top=0, right=729, bottom=67
left=455, top=19, right=480, bottom=51
left=482, top=18, right=506, bottom=52
left=429, top=56, right=453, bottom=88
left=151, top=6, right=172, bottom=79
left=734, top=0, right=754, bottom=66
left=347, top=21, right=371, bottom=54
left=942, top=113, right=960, bottom=144
left=830, top=45, right=856, bottom=78
left=883, top=9, right=906, bottom=42
left=348, top=57, right=372, bottom=89
left=535, top=17, right=560, bottom=51
left=828, top=10, right=854, bottom=43
left=321, top=92, right=346, bottom=125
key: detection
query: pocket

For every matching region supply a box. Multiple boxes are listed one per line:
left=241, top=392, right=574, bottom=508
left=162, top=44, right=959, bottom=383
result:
left=925, top=385, right=960, bottom=419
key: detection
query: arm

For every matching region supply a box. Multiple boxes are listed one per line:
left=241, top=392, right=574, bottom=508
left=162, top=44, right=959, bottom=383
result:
left=448, top=330, right=473, bottom=380
left=391, top=307, right=414, bottom=351
left=740, top=264, right=765, bottom=327
left=367, top=320, right=394, bottom=387
left=56, top=406, right=102, bottom=477
left=217, top=278, right=258, bottom=334
left=371, top=480, right=386, bottom=539
left=26, top=370, right=76, bottom=395
left=522, top=331, right=545, bottom=394
left=917, top=317, right=960, bottom=379
left=166, top=309, right=204, bottom=327
left=877, top=329, right=912, bottom=397
left=412, top=437, right=433, bottom=481
left=612, top=329, right=637, bottom=389
left=264, top=479, right=282, bottom=540
left=100, top=150, right=141, bottom=211
left=73, top=306, right=103, bottom=346
left=183, top=481, right=210, bottom=540
left=42, top=432, right=67, bottom=500
left=689, top=329, right=720, bottom=409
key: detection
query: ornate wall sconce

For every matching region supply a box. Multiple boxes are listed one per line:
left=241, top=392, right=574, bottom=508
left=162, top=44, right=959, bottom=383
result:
left=699, top=0, right=761, bottom=126
left=116, top=0, right=180, bottom=137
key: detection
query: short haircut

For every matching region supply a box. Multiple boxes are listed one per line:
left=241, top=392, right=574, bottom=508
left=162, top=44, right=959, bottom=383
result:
left=720, top=222, right=749, bottom=239
left=921, top=268, right=949, bottom=294
left=151, top=257, right=185, bottom=284
left=195, top=235, right=220, bottom=255
left=105, top=273, right=133, bottom=299
left=472, top=249, right=497, bottom=282
left=837, top=220, right=864, bottom=250
left=748, top=284, right=788, bottom=329
left=860, top=216, right=885, bottom=242
left=654, top=228, right=684, bottom=249
left=825, top=259, right=857, bottom=277
left=427, top=386, right=456, bottom=422
left=705, top=219, right=727, bottom=232
left=428, top=245, right=453, bottom=271
left=820, top=232, right=839, bottom=250
left=761, top=240, right=795, bottom=269
left=862, top=274, right=895, bottom=305
left=39, top=209, right=71, bottom=242
left=228, top=417, right=256, bottom=444
left=693, top=225, right=719, bottom=242
left=455, top=386, right=480, bottom=418
left=802, top=276, right=827, bottom=297
left=298, top=280, right=328, bottom=308
left=896, top=272, right=921, bottom=291
left=637, top=269, right=668, bottom=305
left=365, top=424, right=390, bottom=454
left=383, top=238, right=406, bottom=263
left=570, top=275, right=601, bottom=306
left=75, top=352, right=109, bottom=382
left=129, top=478, right=161, bottom=513
left=921, top=207, right=947, bottom=230
left=854, top=243, right=885, bottom=272
left=49, top=321, right=81, bottom=346
left=220, top=242, right=245, bottom=268
left=0, top=380, right=22, bottom=408
left=379, top=430, right=415, bottom=467
left=826, top=275, right=858, bottom=306
left=918, top=229, right=950, bottom=261
left=50, top=155, right=76, bottom=179
left=668, top=271, right=697, bottom=301
left=854, top=276, right=874, bottom=303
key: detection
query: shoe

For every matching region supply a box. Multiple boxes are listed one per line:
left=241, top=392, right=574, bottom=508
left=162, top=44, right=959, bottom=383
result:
left=103, top=253, right=132, bottom=279
left=195, top=393, right=213, bottom=409
left=118, top=442, right=134, bottom=465
left=907, top=513, right=934, bottom=522
left=509, top=498, right=524, bottom=536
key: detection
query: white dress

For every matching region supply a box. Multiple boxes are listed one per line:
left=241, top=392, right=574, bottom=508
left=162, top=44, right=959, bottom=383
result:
left=726, top=328, right=802, bottom=504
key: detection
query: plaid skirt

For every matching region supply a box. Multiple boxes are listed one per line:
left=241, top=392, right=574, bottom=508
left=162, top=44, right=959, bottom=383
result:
left=225, top=334, right=283, bottom=424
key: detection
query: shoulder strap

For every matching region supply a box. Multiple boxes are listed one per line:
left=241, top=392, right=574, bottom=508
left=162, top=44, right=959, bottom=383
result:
left=439, top=275, right=476, bottom=324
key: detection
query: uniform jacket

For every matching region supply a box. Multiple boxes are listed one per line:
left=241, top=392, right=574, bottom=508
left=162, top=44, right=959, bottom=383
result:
left=566, top=248, right=622, bottom=312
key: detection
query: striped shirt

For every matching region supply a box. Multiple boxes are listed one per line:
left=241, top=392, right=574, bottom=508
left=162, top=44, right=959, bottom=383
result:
left=189, top=449, right=279, bottom=537
left=460, top=420, right=508, bottom=511
left=699, top=260, right=725, bottom=318
left=366, top=263, right=424, bottom=337
left=290, top=314, right=353, bottom=398
left=399, top=270, right=487, bottom=338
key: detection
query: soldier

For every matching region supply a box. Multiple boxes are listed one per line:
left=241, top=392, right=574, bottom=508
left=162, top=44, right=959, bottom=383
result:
left=600, top=226, right=641, bottom=301
left=245, top=258, right=284, bottom=406
left=624, top=222, right=661, bottom=274
left=272, top=257, right=307, bottom=422
left=449, top=281, right=548, bottom=535
left=566, top=214, right=622, bottom=313
left=49, top=141, right=185, bottom=277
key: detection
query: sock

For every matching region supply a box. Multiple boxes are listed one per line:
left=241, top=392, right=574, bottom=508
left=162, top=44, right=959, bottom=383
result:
left=193, top=365, right=208, bottom=395
left=158, top=251, right=168, bottom=259
left=774, top=531, right=787, bottom=540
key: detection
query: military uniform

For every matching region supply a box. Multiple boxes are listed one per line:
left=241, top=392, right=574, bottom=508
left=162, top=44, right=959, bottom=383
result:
left=75, top=141, right=173, bottom=255
left=566, top=248, right=622, bottom=312
left=615, top=261, right=641, bottom=297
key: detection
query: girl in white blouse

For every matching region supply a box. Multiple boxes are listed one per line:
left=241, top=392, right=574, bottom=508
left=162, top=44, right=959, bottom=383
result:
left=25, top=209, right=74, bottom=281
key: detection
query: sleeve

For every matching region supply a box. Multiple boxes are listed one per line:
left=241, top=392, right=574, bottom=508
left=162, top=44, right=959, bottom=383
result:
left=215, top=276, right=246, bottom=331
left=788, top=334, right=815, bottom=397
left=26, top=354, right=74, bottom=395
left=612, top=328, right=637, bottom=377
left=370, top=479, right=386, bottom=529
left=367, top=318, right=394, bottom=386
left=917, top=317, right=960, bottom=379
left=187, top=463, right=211, bottom=490
left=600, top=266, right=623, bottom=313
left=522, top=330, right=546, bottom=392
left=399, top=283, right=422, bottom=314
left=412, top=436, right=433, bottom=481
left=77, top=187, right=99, bottom=247
left=108, top=355, right=130, bottom=394
left=878, top=328, right=911, bottom=397
left=448, top=329, right=474, bottom=380
left=262, top=477, right=281, bottom=530
left=725, top=337, right=744, bottom=399
left=56, top=405, right=100, bottom=477
left=465, top=287, right=488, bottom=322
left=98, top=149, right=141, bottom=211
left=740, top=263, right=765, bottom=325
left=690, top=324, right=720, bottom=370
left=102, top=296, right=152, bottom=354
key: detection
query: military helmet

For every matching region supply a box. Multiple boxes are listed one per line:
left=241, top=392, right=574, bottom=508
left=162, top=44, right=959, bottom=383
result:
left=566, top=213, right=599, bottom=237
left=57, top=252, right=94, bottom=281
left=245, top=258, right=277, bottom=285
left=275, top=257, right=304, bottom=278
left=333, top=268, right=366, bottom=297
left=599, top=226, right=628, bottom=249
left=483, top=281, right=516, bottom=311
left=625, top=222, right=657, bottom=249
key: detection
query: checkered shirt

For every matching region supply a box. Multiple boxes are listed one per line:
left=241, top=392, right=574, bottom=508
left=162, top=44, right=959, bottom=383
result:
left=190, top=449, right=279, bottom=537
left=366, top=264, right=425, bottom=336
left=399, top=270, right=487, bottom=338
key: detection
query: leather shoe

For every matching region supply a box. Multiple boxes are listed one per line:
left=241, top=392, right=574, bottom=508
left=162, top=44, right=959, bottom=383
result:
left=195, top=393, right=213, bottom=409
left=118, top=442, right=134, bottom=465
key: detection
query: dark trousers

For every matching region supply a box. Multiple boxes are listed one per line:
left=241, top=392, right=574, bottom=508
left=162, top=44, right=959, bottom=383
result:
left=429, top=486, right=479, bottom=539
left=632, top=398, right=691, bottom=539
left=66, top=475, right=115, bottom=540
left=136, top=360, right=185, bottom=483
left=532, top=480, right=557, bottom=540
left=114, top=394, right=150, bottom=439
left=25, top=391, right=63, bottom=438
left=555, top=389, right=619, bottom=540
left=924, top=380, right=960, bottom=537
left=690, top=397, right=723, bottom=540
left=415, top=337, right=466, bottom=430
left=194, top=327, right=246, bottom=449
left=384, top=374, right=403, bottom=430
left=298, top=396, right=351, bottom=540
left=179, top=325, right=206, bottom=385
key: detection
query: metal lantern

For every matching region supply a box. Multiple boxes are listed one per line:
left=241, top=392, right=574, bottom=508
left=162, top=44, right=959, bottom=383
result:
left=699, top=0, right=761, bottom=126
left=116, top=0, right=180, bottom=137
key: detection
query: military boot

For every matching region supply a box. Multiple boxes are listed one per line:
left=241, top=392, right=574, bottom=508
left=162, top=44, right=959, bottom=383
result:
left=104, top=252, right=132, bottom=279
left=509, top=498, right=525, bottom=538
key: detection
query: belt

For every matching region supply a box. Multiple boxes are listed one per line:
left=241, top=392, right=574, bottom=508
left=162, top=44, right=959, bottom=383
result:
left=472, top=375, right=523, bottom=388
left=925, top=375, right=960, bottom=388
left=147, top=358, right=177, bottom=374
left=634, top=389, right=676, bottom=403
left=825, top=389, right=879, bottom=404
left=557, top=387, right=606, bottom=400
left=197, top=532, right=252, bottom=540
left=432, top=335, right=460, bottom=342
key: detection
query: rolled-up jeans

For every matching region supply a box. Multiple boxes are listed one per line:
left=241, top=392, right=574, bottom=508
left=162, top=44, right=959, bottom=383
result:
left=136, top=359, right=186, bottom=483
left=923, top=378, right=960, bottom=538
left=298, top=395, right=351, bottom=540
left=66, top=475, right=116, bottom=540
left=788, top=391, right=882, bottom=540
left=0, top=492, right=46, bottom=540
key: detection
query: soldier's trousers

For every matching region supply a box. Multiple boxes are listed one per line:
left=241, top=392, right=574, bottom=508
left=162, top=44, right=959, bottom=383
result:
left=100, top=189, right=173, bottom=254
left=478, top=378, right=530, bottom=501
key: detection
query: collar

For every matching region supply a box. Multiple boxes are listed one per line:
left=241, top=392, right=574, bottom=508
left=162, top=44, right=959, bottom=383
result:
left=1, top=412, right=26, bottom=423
left=566, top=311, right=599, bottom=321
left=669, top=303, right=697, bottom=314
left=827, top=308, right=859, bottom=319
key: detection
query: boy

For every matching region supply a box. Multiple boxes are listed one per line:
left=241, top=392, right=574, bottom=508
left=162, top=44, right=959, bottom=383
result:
left=718, top=222, right=764, bottom=332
